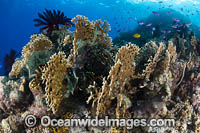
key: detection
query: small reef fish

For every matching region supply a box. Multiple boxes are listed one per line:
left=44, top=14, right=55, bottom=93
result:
left=167, top=11, right=173, bottom=14
left=146, top=23, right=152, bottom=27
left=167, top=30, right=171, bottom=33
left=152, top=11, right=160, bottom=16
left=98, top=3, right=104, bottom=6
left=161, top=30, right=166, bottom=33
left=138, top=22, right=144, bottom=25
left=133, top=33, right=141, bottom=38
left=179, top=24, right=183, bottom=27
left=173, top=18, right=180, bottom=22
left=134, top=17, right=137, bottom=21
left=186, top=22, right=192, bottom=26
left=128, top=17, right=132, bottom=20
left=171, top=26, right=177, bottom=29
left=117, top=29, right=121, bottom=32
left=152, top=27, right=156, bottom=31
left=171, top=24, right=178, bottom=29
left=122, top=27, right=126, bottom=31
left=162, top=36, right=167, bottom=40
left=177, top=30, right=181, bottom=32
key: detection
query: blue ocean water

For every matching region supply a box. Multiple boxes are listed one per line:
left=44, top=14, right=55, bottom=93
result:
left=0, top=0, right=200, bottom=75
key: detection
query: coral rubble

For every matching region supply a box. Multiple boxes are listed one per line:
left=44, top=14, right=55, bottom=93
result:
left=0, top=15, right=199, bottom=133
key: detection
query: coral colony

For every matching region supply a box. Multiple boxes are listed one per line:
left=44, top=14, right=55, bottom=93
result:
left=0, top=10, right=199, bottom=133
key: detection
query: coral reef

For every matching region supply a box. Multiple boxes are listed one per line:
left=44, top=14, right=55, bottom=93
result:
left=0, top=15, right=199, bottom=133
left=34, top=9, right=73, bottom=34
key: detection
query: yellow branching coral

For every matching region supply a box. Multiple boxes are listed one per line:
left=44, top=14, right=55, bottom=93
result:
left=90, top=43, right=139, bottom=118
left=142, top=42, right=165, bottom=79
left=64, top=35, right=72, bottom=45
left=21, top=34, right=52, bottom=67
left=42, top=52, right=71, bottom=114
left=94, top=19, right=112, bottom=47
left=9, top=59, right=23, bottom=78
left=9, top=34, right=52, bottom=78
left=160, top=50, right=170, bottom=75
left=191, top=36, right=197, bottom=50
left=72, top=15, right=112, bottom=55
left=29, top=67, right=43, bottom=93
left=89, top=41, right=178, bottom=119
left=168, top=41, right=177, bottom=63
left=113, top=43, right=139, bottom=91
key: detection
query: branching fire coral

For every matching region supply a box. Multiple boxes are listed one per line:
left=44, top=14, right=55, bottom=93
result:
left=9, top=34, right=52, bottom=78
left=41, top=52, right=71, bottom=114
left=72, top=15, right=112, bottom=55
left=88, top=41, right=176, bottom=120
left=21, top=34, right=52, bottom=66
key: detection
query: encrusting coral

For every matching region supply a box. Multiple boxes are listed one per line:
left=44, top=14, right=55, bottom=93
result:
left=0, top=15, right=199, bottom=132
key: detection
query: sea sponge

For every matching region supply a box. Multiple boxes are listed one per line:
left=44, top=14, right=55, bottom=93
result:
left=42, top=52, right=71, bottom=114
